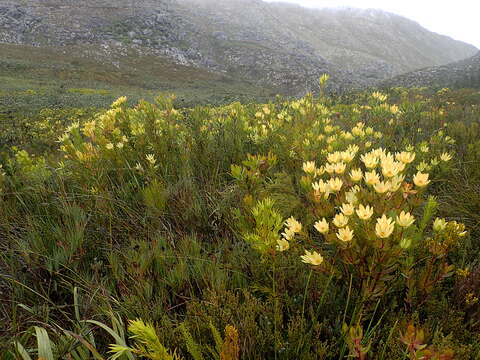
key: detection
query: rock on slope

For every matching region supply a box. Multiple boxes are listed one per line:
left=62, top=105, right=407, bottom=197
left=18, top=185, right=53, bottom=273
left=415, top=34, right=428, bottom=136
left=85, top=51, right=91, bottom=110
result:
left=0, top=0, right=477, bottom=94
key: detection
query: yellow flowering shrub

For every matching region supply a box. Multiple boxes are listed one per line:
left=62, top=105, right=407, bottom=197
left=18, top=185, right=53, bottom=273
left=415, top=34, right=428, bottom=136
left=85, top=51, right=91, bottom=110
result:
left=232, top=92, right=467, bottom=307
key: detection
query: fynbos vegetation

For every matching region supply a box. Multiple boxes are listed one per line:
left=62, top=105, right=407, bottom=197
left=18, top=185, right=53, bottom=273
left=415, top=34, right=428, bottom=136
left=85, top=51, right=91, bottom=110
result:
left=1, top=84, right=480, bottom=359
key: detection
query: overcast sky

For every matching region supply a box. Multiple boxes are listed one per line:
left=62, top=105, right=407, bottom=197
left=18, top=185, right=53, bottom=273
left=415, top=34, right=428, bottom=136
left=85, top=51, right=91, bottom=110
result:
left=263, top=0, right=480, bottom=49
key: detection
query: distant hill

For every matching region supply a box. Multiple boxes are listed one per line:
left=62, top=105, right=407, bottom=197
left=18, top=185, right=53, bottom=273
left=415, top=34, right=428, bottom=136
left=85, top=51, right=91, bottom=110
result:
left=381, top=52, right=480, bottom=90
left=0, top=0, right=478, bottom=95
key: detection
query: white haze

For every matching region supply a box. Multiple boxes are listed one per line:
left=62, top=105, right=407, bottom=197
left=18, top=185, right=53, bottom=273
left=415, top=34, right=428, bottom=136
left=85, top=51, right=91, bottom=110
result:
left=263, top=0, right=480, bottom=49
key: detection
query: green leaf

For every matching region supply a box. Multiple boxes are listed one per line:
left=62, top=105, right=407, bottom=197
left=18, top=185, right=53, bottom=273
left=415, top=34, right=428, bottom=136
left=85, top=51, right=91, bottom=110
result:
left=34, top=326, right=55, bottom=360
left=85, top=320, right=134, bottom=360
left=15, top=342, right=32, bottom=360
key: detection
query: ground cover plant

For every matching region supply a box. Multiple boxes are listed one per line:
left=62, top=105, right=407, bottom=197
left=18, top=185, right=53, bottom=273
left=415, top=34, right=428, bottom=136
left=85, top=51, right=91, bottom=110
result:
left=1, top=84, right=480, bottom=359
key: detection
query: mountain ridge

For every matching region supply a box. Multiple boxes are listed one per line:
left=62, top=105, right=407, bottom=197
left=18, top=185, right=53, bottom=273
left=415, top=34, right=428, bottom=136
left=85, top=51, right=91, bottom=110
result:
left=0, top=0, right=477, bottom=95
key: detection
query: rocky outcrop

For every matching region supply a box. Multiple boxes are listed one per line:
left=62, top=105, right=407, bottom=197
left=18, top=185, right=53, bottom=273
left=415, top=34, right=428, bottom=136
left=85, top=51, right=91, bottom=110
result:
left=0, top=0, right=477, bottom=94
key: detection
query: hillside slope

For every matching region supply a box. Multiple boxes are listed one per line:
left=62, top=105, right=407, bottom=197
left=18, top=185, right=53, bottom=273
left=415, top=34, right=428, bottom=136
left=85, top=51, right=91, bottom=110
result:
left=381, top=52, right=480, bottom=89
left=0, top=0, right=477, bottom=94
left=0, top=43, right=275, bottom=111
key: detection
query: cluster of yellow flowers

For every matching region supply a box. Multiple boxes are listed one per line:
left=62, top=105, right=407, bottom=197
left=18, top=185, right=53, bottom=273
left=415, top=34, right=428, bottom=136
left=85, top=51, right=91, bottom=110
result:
left=277, top=217, right=302, bottom=252
left=371, top=91, right=388, bottom=103
left=432, top=217, right=467, bottom=236
left=294, top=142, right=460, bottom=266
left=53, top=96, right=193, bottom=174
left=303, top=146, right=435, bottom=202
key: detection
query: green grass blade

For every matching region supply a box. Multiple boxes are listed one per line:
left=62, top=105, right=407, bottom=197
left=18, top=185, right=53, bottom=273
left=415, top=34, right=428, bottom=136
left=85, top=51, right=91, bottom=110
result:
left=85, top=320, right=134, bottom=360
left=15, top=342, right=33, bottom=360
left=34, top=326, right=55, bottom=360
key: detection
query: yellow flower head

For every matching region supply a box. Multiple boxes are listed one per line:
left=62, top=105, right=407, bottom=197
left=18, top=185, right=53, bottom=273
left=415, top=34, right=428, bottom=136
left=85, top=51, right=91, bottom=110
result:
left=345, top=188, right=359, bottom=205
left=303, top=161, right=316, bottom=174
left=433, top=217, right=447, bottom=232
left=325, top=163, right=336, bottom=174
left=456, top=268, right=470, bottom=277
left=390, top=104, right=400, bottom=114
left=340, top=203, right=355, bottom=216
left=327, top=152, right=342, bottom=163
left=413, top=171, right=430, bottom=187
left=364, top=171, right=380, bottom=186
left=350, top=168, right=363, bottom=182
left=57, top=132, right=70, bottom=143
left=372, top=91, right=387, bottom=102
left=375, top=214, right=395, bottom=238
left=324, top=125, right=334, bottom=133
left=396, top=211, right=415, bottom=228
left=336, top=226, right=354, bottom=242
left=374, top=181, right=391, bottom=194
left=420, top=145, right=429, bottom=153
left=395, top=151, right=415, bottom=164
left=276, top=239, right=290, bottom=252
left=328, top=177, right=343, bottom=192
left=356, top=204, right=374, bottom=220
left=319, top=73, right=330, bottom=85
left=301, top=250, right=324, bottom=266
left=82, top=120, right=97, bottom=138
left=327, top=135, right=336, bottom=144
left=106, top=143, right=114, bottom=150
left=111, top=96, right=127, bottom=108
left=381, top=160, right=402, bottom=178
left=343, top=133, right=353, bottom=142
left=347, top=144, right=360, bottom=152
left=379, top=152, right=394, bottom=163
left=333, top=213, right=349, bottom=228
left=284, top=217, right=302, bottom=234
left=312, top=180, right=329, bottom=194
left=316, top=166, right=325, bottom=176
left=282, top=228, right=295, bottom=241
left=388, top=174, right=405, bottom=192
left=314, top=218, right=329, bottom=234
left=146, top=154, right=157, bottom=165
left=352, top=127, right=365, bottom=137
left=361, top=153, right=378, bottom=169
left=440, top=152, right=452, bottom=162
left=430, top=157, right=439, bottom=166
left=341, top=150, right=356, bottom=163
left=334, top=162, right=346, bottom=174
left=451, top=221, right=467, bottom=237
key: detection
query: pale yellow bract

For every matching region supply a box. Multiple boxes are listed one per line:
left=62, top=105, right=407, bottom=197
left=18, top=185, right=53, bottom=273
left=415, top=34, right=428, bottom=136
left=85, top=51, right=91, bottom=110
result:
left=314, top=218, right=329, bottom=234
left=333, top=213, right=349, bottom=228
left=396, top=211, right=415, bottom=228
left=300, top=250, right=324, bottom=266
left=375, top=215, right=395, bottom=238
left=336, top=226, right=354, bottom=242
left=356, top=204, right=374, bottom=220
left=413, top=171, right=430, bottom=187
